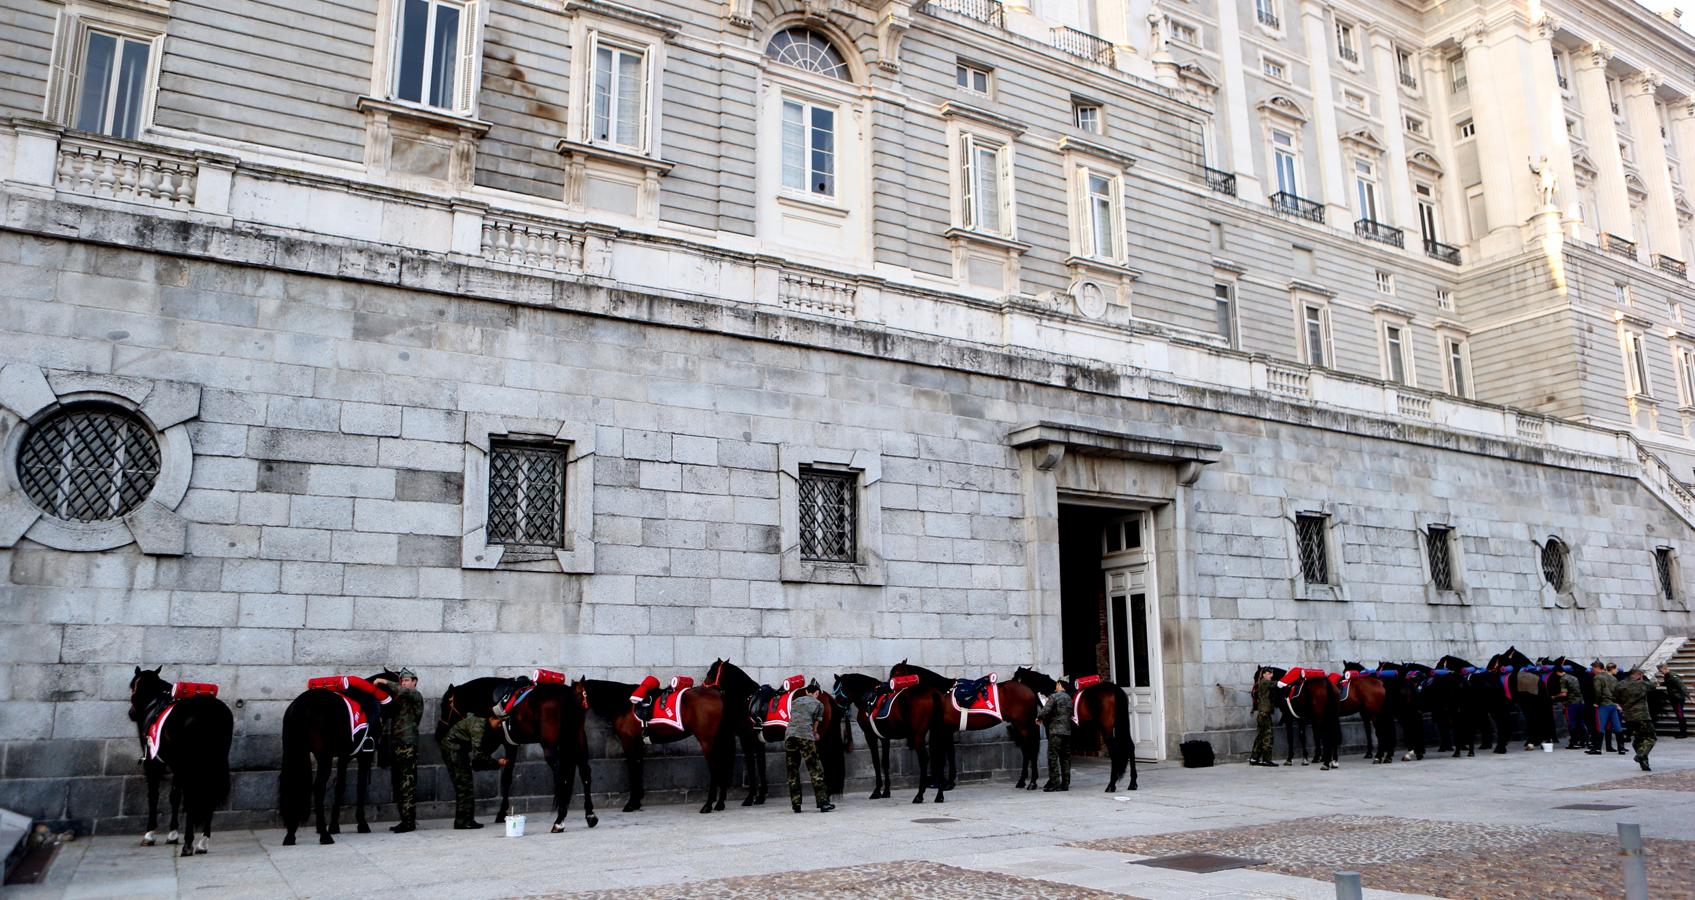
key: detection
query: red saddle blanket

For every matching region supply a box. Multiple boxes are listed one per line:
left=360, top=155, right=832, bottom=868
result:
left=951, top=676, right=1002, bottom=727
left=339, top=693, right=371, bottom=745
left=145, top=703, right=176, bottom=760
left=761, top=689, right=799, bottom=730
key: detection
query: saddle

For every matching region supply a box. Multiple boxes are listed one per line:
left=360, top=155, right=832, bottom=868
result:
left=139, top=682, right=221, bottom=762
left=307, top=675, right=389, bottom=753
left=493, top=676, right=535, bottom=718
left=869, top=675, right=920, bottom=721
left=633, top=675, right=693, bottom=736
left=951, top=673, right=1002, bottom=726
left=752, top=675, right=808, bottom=730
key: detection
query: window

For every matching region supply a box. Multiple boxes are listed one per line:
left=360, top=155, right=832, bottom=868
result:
left=1355, top=160, right=1381, bottom=222
left=1262, top=57, right=1289, bottom=81
left=1080, top=169, right=1121, bottom=260
left=1449, top=56, right=1468, bottom=93
left=1382, top=323, right=1409, bottom=384
left=1655, top=547, right=1677, bottom=602
left=392, top=0, right=475, bottom=112
left=1456, top=118, right=1476, bottom=140
left=1301, top=303, right=1330, bottom=367
left=960, top=134, right=1011, bottom=236
left=72, top=29, right=151, bottom=139
left=1209, top=220, right=1226, bottom=250
left=1396, top=48, right=1418, bottom=89
left=1342, top=90, right=1367, bottom=113
left=781, top=99, right=836, bottom=196
left=1272, top=130, right=1299, bottom=196
left=1445, top=337, right=1471, bottom=397
left=1552, top=50, right=1570, bottom=90
left=1167, top=17, right=1199, bottom=46
left=1624, top=329, right=1652, bottom=396
left=955, top=60, right=991, bottom=95
left=1615, top=282, right=1633, bottom=308
left=1567, top=117, right=1582, bottom=141
left=1404, top=115, right=1427, bottom=137
left=1677, top=346, right=1695, bottom=406
left=1214, top=282, right=1238, bottom=348
left=486, top=442, right=567, bottom=547
left=1436, top=289, right=1454, bottom=311
left=1295, top=514, right=1331, bottom=584
left=766, top=28, right=849, bottom=80
left=1416, top=183, right=1441, bottom=245
left=1255, top=0, right=1281, bottom=29
left=1335, top=22, right=1359, bottom=64
left=1073, top=101, right=1102, bottom=133
left=17, top=405, right=160, bottom=522
left=590, top=39, right=648, bottom=150
left=1374, top=271, right=1395, bottom=295
left=1540, top=538, right=1569, bottom=591
left=798, top=467, right=857, bottom=562
left=1426, top=526, right=1455, bottom=591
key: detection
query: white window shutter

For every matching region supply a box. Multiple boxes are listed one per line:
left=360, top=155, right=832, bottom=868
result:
left=959, top=135, right=975, bottom=229
left=1074, top=168, right=1092, bottom=256
left=454, top=0, right=483, bottom=116
left=47, top=14, right=82, bottom=124
left=997, top=146, right=1013, bottom=237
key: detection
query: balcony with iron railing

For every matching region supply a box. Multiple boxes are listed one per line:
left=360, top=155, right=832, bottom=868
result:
left=1338, top=45, right=1359, bottom=65
left=1557, top=74, right=1569, bottom=90
left=1271, top=192, right=1325, bottom=224
left=1203, top=166, right=1237, bottom=197
left=924, top=0, right=1005, bottom=27
left=1423, top=238, right=1461, bottom=265
left=1355, top=218, right=1405, bottom=249
left=1657, top=254, right=1688, bottom=279
left=1256, top=8, right=1280, bottom=28
left=1452, top=74, right=1468, bottom=93
left=1051, top=26, right=1114, bottom=65
left=1601, top=232, right=1639, bottom=261
left=1399, top=71, right=1417, bottom=89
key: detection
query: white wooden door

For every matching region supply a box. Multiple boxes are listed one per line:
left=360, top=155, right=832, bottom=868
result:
left=1101, top=512, right=1162, bottom=757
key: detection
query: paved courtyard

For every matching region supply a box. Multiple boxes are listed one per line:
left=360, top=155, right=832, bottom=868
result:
left=13, top=742, right=1695, bottom=899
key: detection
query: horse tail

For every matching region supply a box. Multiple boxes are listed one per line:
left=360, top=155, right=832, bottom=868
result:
left=279, top=702, right=311, bottom=831
left=820, top=705, right=847, bottom=795
left=1110, top=687, right=1134, bottom=784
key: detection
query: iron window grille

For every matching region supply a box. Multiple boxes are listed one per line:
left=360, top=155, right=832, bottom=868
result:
left=18, top=405, right=160, bottom=522
left=798, top=467, right=857, bottom=562
left=1540, top=539, right=1568, bottom=591
left=1426, top=526, right=1455, bottom=591
left=1655, top=547, right=1676, bottom=601
left=1295, top=514, right=1330, bottom=585
left=487, top=442, right=567, bottom=547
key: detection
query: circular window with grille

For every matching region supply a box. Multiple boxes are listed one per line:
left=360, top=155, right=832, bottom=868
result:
left=1540, top=537, right=1569, bottom=592
left=17, top=405, right=161, bottom=522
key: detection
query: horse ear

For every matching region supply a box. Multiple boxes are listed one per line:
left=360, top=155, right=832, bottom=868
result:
left=134, top=665, right=142, bottom=675
left=153, top=666, right=163, bottom=675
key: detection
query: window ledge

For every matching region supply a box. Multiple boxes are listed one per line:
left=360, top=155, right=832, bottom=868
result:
left=555, top=139, right=674, bottom=175
left=1293, top=581, right=1348, bottom=602
left=776, top=191, right=850, bottom=220
left=1425, top=586, right=1469, bottom=606
left=946, top=227, right=1032, bottom=254
left=1065, top=255, right=1142, bottom=280
left=1058, top=135, right=1137, bottom=170
left=780, top=550, right=888, bottom=586
left=357, top=96, right=491, bottom=135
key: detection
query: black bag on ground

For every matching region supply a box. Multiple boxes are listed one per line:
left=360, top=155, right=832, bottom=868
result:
left=1179, top=739, right=1215, bottom=768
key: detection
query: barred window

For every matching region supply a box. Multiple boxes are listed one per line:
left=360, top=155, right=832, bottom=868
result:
left=1540, top=538, right=1568, bottom=591
left=1295, top=514, right=1330, bottom=584
left=487, top=442, right=566, bottom=547
left=18, top=405, right=160, bottom=522
left=1426, top=525, right=1454, bottom=591
left=798, top=467, right=857, bottom=562
left=1655, top=547, right=1676, bottom=601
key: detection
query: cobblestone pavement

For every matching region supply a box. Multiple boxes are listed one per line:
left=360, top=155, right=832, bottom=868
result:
left=1073, top=815, right=1695, bottom=900
left=550, top=860, right=1131, bottom=900
left=1576, top=766, right=1695, bottom=793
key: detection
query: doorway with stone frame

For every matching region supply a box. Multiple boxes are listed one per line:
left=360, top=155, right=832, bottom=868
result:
left=1058, top=502, right=1163, bottom=753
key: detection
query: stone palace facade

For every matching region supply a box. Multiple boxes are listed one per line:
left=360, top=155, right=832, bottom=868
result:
left=1, top=0, right=1693, bottom=829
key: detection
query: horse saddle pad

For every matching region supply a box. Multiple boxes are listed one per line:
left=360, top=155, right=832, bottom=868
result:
left=497, top=682, right=535, bottom=717
left=871, top=678, right=918, bottom=720
left=760, top=688, right=799, bottom=730
left=338, top=693, right=371, bottom=745
left=952, top=675, right=1002, bottom=724
left=144, top=702, right=177, bottom=760
left=642, top=687, right=689, bottom=733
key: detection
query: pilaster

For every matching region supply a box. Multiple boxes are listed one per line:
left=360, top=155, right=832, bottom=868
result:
left=1423, top=54, right=1468, bottom=249
left=1216, top=0, right=1264, bottom=201
left=1300, top=0, right=1348, bottom=219
left=1574, top=42, right=1634, bottom=242
left=1672, top=100, right=1695, bottom=226
left=1625, top=71, right=1681, bottom=261
left=1461, top=25, right=1524, bottom=256
left=1529, top=16, right=1579, bottom=228
left=1370, top=28, right=1416, bottom=234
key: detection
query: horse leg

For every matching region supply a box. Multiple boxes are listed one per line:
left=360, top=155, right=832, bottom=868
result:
left=327, top=755, right=350, bottom=836
left=1023, top=726, right=1039, bottom=791
left=546, top=747, right=569, bottom=833
left=934, top=733, right=949, bottom=804
left=714, top=738, right=730, bottom=812
left=753, top=740, right=769, bottom=805
left=740, top=732, right=759, bottom=807
left=355, top=755, right=371, bottom=833
left=911, top=736, right=929, bottom=804
left=313, top=755, right=334, bottom=845
left=142, top=766, right=161, bottom=846
left=167, top=781, right=182, bottom=844
left=622, top=741, right=644, bottom=813
left=698, top=736, right=719, bottom=815
left=576, top=733, right=598, bottom=828
left=497, top=747, right=517, bottom=823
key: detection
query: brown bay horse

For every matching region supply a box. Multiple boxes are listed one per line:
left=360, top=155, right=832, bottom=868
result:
left=575, top=679, right=733, bottom=814
left=832, top=672, right=949, bottom=803
left=1010, top=667, right=1138, bottom=792
left=704, top=659, right=846, bottom=806
left=128, top=667, right=234, bottom=856
left=1255, top=665, right=1342, bottom=770
left=439, top=678, right=598, bottom=833
left=1339, top=662, right=1397, bottom=763
left=890, top=661, right=1041, bottom=792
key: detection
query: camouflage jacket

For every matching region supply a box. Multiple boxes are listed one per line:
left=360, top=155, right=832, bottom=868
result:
left=385, top=684, right=424, bottom=749
left=1559, top=673, right=1582, bottom=704
left=786, top=695, right=824, bottom=741
left=1593, top=672, right=1617, bottom=706
left=1253, top=679, right=1276, bottom=716
left=440, top=715, right=501, bottom=765
left=1038, top=691, right=1073, bottom=736
left=1615, top=679, right=1650, bottom=723
left=1665, top=671, right=1687, bottom=702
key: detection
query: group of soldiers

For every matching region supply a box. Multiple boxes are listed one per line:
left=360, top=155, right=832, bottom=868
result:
left=1245, top=662, right=1688, bottom=772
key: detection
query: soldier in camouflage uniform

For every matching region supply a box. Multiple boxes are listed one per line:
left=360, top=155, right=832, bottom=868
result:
left=375, top=668, right=423, bottom=833
left=1588, top=661, right=1623, bottom=754
left=1616, top=668, right=1655, bottom=771
left=1658, top=663, right=1687, bottom=738
left=1038, top=679, right=1073, bottom=791
left=441, top=712, right=506, bottom=829
left=1251, top=669, right=1278, bottom=767
left=1558, top=669, right=1588, bottom=750
left=784, top=684, right=834, bottom=813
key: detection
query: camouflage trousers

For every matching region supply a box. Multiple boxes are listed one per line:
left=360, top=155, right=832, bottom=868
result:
left=389, top=745, right=417, bottom=825
left=1046, top=735, right=1071, bottom=785
left=1253, top=714, right=1275, bottom=760
left=1626, top=719, right=1657, bottom=759
left=445, top=752, right=478, bottom=825
left=784, top=737, right=829, bottom=809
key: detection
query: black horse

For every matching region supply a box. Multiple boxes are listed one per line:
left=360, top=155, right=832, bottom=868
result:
left=280, top=670, right=397, bottom=845
left=1496, top=646, right=1557, bottom=750
left=1009, top=667, right=1138, bottom=792
left=1376, top=661, right=1434, bottom=761
left=436, top=677, right=521, bottom=821
left=704, top=659, right=845, bottom=806
left=1438, top=654, right=1512, bottom=754
left=128, top=667, right=233, bottom=857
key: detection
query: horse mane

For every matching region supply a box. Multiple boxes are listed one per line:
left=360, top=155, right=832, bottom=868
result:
left=892, top=660, right=951, bottom=690
left=1255, top=665, right=1287, bottom=680
left=707, top=659, right=758, bottom=694
left=1013, top=666, right=1057, bottom=694
left=578, top=679, right=638, bottom=719
left=1438, top=655, right=1474, bottom=670
left=129, top=666, right=171, bottom=721
left=834, top=672, right=881, bottom=701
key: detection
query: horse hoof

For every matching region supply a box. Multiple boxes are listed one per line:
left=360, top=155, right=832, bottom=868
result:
left=181, top=846, right=193, bottom=859
left=495, top=814, right=506, bottom=824
left=1128, top=784, right=1138, bottom=791
left=586, top=814, right=599, bottom=829
left=282, top=834, right=296, bottom=847
left=319, top=835, right=334, bottom=845
left=699, top=805, right=713, bottom=814
left=328, top=825, right=340, bottom=835
left=195, top=840, right=208, bottom=855
left=551, top=825, right=564, bottom=834
left=934, top=796, right=945, bottom=804
left=167, top=830, right=180, bottom=845
left=1015, top=780, right=1026, bottom=789
left=912, top=796, right=924, bottom=804
left=141, top=832, right=156, bottom=847
left=622, top=803, right=640, bottom=813
left=741, top=797, right=754, bottom=807
left=357, top=823, right=371, bottom=834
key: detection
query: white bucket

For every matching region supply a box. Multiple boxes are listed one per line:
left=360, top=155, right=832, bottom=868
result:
left=1542, top=742, right=1554, bottom=753
left=505, top=815, right=526, bottom=838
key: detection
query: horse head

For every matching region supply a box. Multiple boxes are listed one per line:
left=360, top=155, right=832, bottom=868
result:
left=1013, top=666, right=1056, bottom=695
left=129, top=665, right=168, bottom=723
left=1342, top=660, right=1364, bottom=672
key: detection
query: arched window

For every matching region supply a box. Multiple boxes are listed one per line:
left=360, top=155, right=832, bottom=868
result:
left=18, top=404, right=160, bottom=522
left=764, top=28, right=849, bottom=81
left=1540, top=537, right=1569, bottom=591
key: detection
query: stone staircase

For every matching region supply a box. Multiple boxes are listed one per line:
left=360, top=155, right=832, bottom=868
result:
left=1652, top=637, right=1693, bottom=737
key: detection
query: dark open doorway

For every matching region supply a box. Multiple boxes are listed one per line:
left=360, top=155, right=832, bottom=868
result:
left=1058, top=502, right=1118, bottom=679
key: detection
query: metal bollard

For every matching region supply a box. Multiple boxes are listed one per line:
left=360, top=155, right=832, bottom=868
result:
left=1618, top=823, right=1648, bottom=900
left=1335, top=871, right=1363, bottom=900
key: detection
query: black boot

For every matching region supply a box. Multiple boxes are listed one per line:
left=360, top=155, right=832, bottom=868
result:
left=1603, top=734, right=1614, bottom=752
left=389, top=821, right=415, bottom=833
